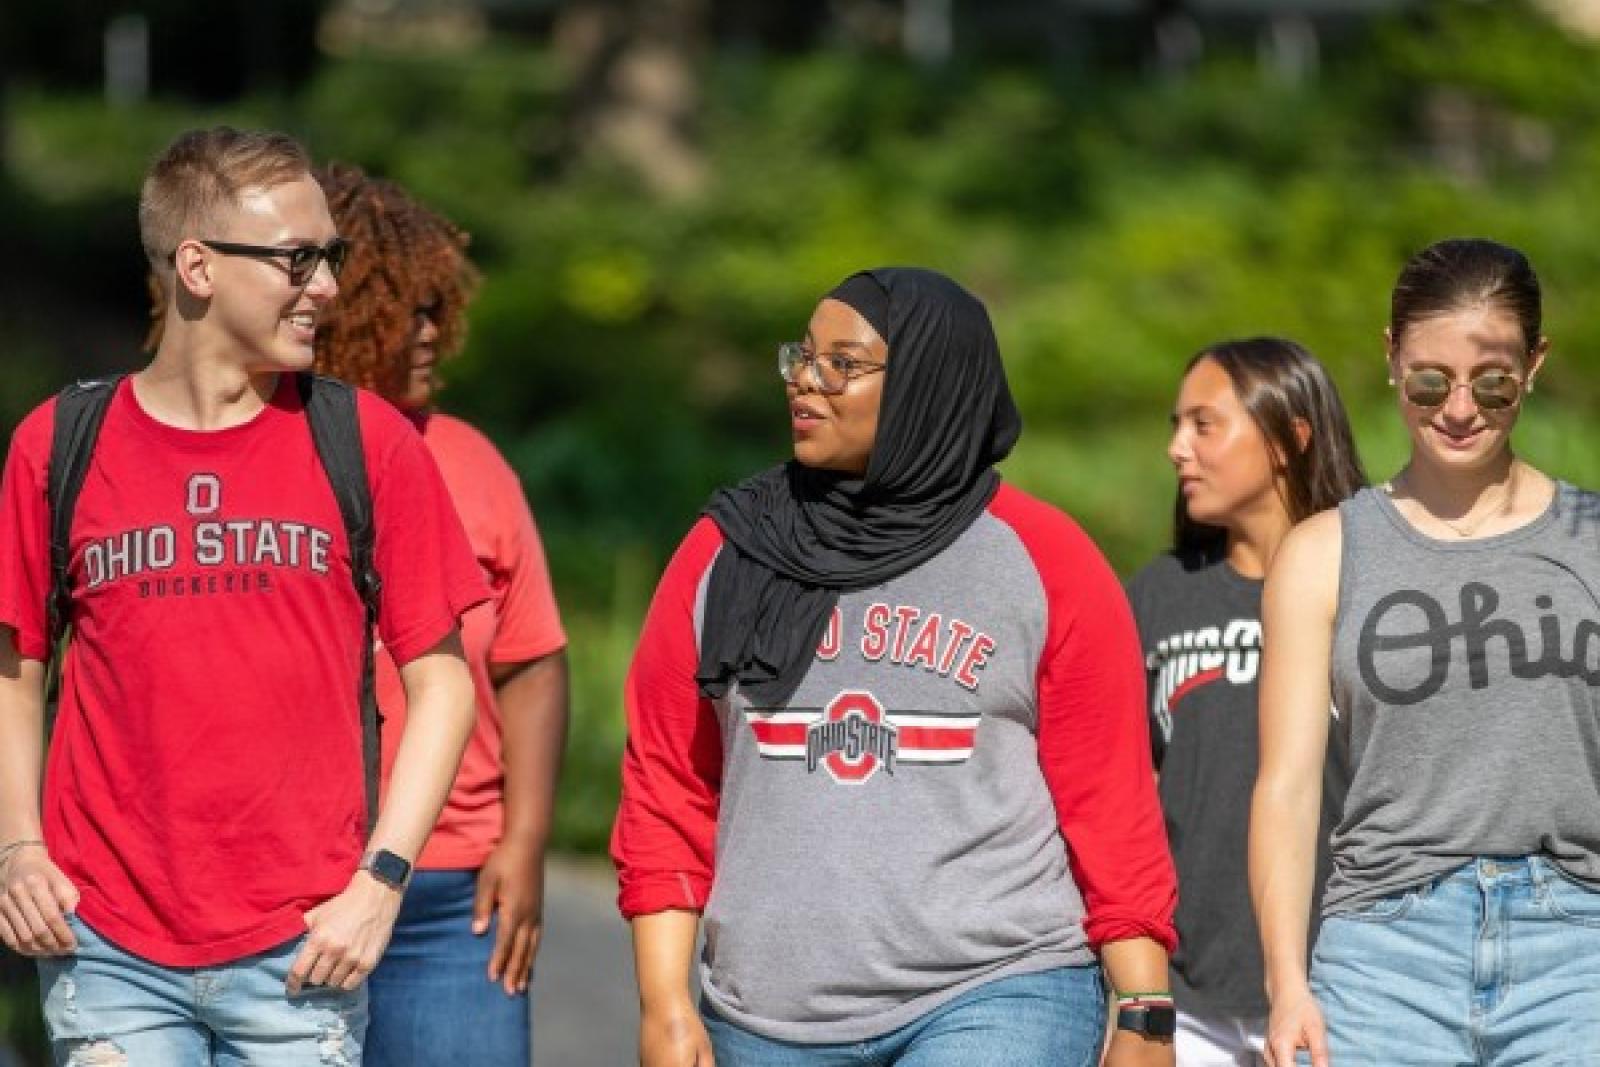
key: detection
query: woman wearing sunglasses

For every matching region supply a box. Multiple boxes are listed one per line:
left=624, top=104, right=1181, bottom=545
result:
left=1252, top=238, right=1600, bottom=1066
left=311, top=165, right=570, bottom=1066
left=1126, top=338, right=1364, bottom=1065
left=613, top=268, right=1178, bottom=1067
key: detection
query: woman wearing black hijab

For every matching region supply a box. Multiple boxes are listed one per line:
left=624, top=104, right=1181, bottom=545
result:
left=612, top=269, right=1177, bottom=1067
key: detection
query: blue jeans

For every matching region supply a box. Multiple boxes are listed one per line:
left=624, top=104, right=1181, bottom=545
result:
left=701, top=965, right=1105, bottom=1066
left=36, top=913, right=365, bottom=1066
left=364, top=869, right=530, bottom=1066
left=1308, top=856, right=1600, bottom=1065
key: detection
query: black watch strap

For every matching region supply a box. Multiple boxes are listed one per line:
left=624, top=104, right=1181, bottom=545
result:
left=1116, top=1004, right=1178, bottom=1038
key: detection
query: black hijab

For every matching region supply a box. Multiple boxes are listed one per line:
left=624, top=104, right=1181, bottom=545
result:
left=696, top=267, right=1023, bottom=705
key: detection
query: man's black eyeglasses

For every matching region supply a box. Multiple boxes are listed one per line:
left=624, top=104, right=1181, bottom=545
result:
left=189, top=238, right=351, bottom=286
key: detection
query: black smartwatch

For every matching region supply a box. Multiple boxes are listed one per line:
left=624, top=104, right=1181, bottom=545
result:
left=1116, top=1003, right=1178, bottom=1038
left=360, top=848, right=413, bottom=891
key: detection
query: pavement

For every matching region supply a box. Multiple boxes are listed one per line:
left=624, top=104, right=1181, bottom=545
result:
left=532, top=856, right=643, bottom=1066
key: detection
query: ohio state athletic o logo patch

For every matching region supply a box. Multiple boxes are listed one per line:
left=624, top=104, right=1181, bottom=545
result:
left=811, top=690, right=895, bottom=783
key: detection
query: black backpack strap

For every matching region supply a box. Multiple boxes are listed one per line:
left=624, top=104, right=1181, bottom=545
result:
left=298, top=372, right=384, bottom=837
left=46, top=375, right=126, bottom=659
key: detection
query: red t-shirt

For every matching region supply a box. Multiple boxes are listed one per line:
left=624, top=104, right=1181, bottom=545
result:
left=374, top=413, right=566, bottom=870
left=0, top=376, right=487, bottom=967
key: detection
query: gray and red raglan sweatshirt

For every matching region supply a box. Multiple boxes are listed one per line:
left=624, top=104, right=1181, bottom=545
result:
left=611, top=483, right=1177, bottom=1043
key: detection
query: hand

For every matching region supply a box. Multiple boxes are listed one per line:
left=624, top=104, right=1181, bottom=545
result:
left=288, top=871, right=403, bottom=994
left=1103, top=1029, right=1174, bottom=1067
left=1265, top=986, right=1329, bottom=1067
left=639, top=1001, right=715, bottom=1067
left=0, top=846, right=79, bottom=956
left=474, top=838, right=545, bottom=995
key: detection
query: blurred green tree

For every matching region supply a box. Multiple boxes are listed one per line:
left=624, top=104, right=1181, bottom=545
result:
left=1, top=0, right=1598, bottom=859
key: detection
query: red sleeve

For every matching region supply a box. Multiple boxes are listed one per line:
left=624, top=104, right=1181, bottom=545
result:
left=991, top=485, right=1178, bottom=954
left=360, top=394, right=489, bottom=665
left=480, top=442, right=566, bottom=664
left=610, top=517, right=725, bottom=919
left=0, top=402, right=56, bottom=662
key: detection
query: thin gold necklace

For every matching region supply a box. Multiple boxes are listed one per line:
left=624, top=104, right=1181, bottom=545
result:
left=1390, top=464, right=1519, bottom=539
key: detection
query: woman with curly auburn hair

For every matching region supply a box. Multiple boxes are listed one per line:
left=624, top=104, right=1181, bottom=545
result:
left=314, top=164, right=569, bottom=1066
left=312, top=164, right=477, bottom=403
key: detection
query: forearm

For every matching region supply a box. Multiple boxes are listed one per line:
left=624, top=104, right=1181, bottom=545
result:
left=0, top=646, right=78, bottom=957
left=0, top=646, right=46, bottom=843
left=371, top=634, right=474, bottom=860
left=1101, top=936, right=1171, bottom=995
left=1252, top=516, right=1339, bottom=1008
left=631, top=908, right=701, bottom=1012
left=1101, top=936, right=1178, bottom=1065
left=1249, top=773, right=1321, bottom=1001
left=493, top=650, right=569, bottom=848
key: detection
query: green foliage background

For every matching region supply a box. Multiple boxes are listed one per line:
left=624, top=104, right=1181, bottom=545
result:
left=3, top=1, right=1599, bottom=860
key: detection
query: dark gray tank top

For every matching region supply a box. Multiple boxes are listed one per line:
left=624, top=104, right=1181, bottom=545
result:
left=1325, top=481, right=1600, bottom=913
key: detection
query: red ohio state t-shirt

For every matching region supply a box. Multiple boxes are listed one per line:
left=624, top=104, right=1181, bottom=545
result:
left=0, top=376, right=487, bottom=967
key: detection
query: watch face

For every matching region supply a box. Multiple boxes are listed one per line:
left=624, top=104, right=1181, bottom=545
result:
left=1117, top=1005, right=1177, bottom=1038
left=365, top=849, right=411, bottom=888
left=1146, top=1006, right=1177, bottom=1037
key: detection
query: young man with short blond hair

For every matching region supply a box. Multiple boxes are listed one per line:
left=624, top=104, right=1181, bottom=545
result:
left=0, top=126, right=486, bottom=1065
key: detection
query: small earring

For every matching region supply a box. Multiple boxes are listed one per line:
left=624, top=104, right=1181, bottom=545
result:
left=1386, top=378, right=1395, bottom=386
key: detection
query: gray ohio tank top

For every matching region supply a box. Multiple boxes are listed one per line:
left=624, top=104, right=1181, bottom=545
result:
left=1324, top=481, right=1600, bottom=914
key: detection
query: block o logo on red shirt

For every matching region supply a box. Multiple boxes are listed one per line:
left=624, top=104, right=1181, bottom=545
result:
left=806, top=690, right=898, bottom=784
left=186, top=473, right=221, bottom=516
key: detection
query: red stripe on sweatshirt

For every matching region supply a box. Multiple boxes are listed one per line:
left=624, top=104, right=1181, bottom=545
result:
left=749, top=722, right=808, bottom=745
left=896, top=726, right=977, bottom=750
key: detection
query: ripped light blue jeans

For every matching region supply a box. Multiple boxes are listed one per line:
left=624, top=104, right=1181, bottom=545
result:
left=36, top=913, right=365, bottom=1066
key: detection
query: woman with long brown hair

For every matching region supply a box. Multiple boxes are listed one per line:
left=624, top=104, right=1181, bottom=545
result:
left=1126, top=338, right=1364, bottom=1065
